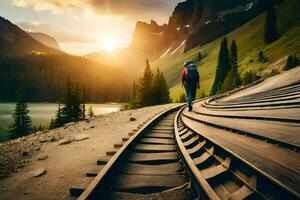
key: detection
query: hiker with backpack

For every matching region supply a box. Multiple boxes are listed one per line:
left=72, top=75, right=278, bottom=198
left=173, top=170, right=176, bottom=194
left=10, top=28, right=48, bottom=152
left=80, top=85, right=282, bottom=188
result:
left=181, top=60, right=200, bottom=111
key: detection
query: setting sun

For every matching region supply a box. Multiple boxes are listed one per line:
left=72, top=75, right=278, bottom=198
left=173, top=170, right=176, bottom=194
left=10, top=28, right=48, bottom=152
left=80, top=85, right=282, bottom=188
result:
left=100, top=36, right=119, bottom=52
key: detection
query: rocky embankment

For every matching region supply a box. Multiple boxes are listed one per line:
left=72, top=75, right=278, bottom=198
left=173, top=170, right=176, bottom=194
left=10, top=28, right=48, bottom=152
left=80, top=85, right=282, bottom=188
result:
left=0, top=120, right=95, bottom=178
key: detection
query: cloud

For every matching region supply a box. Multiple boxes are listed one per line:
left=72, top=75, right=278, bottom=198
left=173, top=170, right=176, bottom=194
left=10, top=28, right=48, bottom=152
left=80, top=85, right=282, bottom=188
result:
left=11, top=0, right=85, bottom=14
left=11, top=0, right=181, bottom=22
left=18, top=21, right=97, bottom=44
left=12, top=0, right=182, bottom=55
left=89, top=0, right=177, bottom=14
left=17, top=21, right=52, bottom=32
left=54, top=32, right=97, bottom=44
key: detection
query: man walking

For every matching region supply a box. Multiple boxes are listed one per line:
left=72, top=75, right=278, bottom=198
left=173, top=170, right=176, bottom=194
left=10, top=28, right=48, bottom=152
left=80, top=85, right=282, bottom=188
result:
left=181, top=60, right=200, bottom=111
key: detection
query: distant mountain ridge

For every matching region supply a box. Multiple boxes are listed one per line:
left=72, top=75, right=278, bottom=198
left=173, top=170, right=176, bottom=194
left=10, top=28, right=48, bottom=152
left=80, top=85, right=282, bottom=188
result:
left=86, top=0, right=272, bottom=68
left=0, top=16, right=60, bottom=55
left=128, top=0, right=280, bottom=60
left=28, top=32, right=61, bottom=50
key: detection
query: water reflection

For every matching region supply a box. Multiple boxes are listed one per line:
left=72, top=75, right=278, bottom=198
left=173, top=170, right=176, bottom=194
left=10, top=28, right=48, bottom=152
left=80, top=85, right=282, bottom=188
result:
left=0, top=103, right=124, bottom=136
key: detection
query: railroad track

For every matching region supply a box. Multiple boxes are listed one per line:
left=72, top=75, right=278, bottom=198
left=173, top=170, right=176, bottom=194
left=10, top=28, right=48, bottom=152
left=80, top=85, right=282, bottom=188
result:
left=178, top=107, right=299, bottom=200
left=70, top=106, right=192, bottom=200
left=65, top=82, right=299, bottom=200
left=203, top=82, right=300, bottom=109
left=179, top=81, right=300, bottom=199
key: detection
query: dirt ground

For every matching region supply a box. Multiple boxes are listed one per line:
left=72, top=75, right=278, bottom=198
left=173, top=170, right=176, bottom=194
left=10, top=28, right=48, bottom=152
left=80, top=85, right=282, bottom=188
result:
left=0, top=104, right=179, bottom=200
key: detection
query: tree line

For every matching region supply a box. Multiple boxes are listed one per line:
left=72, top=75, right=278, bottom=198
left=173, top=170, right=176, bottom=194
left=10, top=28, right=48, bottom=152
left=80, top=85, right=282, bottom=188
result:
left=284, top=55, right=299, bottom=71
left=129, top=60, right=170, bottom=108
left=0, top=54, right=131, bottom=102
left=7, top=58, right=170, bottom=139
left=210, top=1, right=281, bottom=95
left=9, top=81, right=96, bottom=139
left=9, top=89, right=32, bottom=139
left=5, top=57, right=170, bottom=139
left=210, top=38, right=241, bottom=95
left=49, top=78, right=86, bottom=129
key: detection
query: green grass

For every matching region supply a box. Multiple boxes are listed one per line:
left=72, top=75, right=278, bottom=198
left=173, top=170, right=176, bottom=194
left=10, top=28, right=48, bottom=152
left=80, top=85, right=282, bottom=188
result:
left=152, top=0, right=300, bottom=101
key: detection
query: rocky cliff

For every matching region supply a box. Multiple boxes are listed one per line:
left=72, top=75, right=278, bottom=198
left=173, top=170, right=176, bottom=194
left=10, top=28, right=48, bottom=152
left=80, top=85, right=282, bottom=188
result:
left=129, top=0, right=273, bottom=60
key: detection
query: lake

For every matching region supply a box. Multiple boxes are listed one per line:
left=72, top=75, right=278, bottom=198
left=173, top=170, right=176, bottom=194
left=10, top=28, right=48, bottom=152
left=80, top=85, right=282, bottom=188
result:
left=0, top=103, right=124, bottom=141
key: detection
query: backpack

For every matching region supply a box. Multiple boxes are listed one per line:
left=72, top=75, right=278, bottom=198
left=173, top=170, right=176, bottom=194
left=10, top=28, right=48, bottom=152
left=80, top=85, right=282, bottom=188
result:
left=186, top=64, right=199, bottom=83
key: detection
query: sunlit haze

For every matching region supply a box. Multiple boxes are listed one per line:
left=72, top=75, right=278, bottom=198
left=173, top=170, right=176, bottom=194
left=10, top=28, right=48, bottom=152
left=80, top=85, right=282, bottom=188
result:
left=0, top=0, right=182, bottom=55
left=100, top=35, right=119, bottom=52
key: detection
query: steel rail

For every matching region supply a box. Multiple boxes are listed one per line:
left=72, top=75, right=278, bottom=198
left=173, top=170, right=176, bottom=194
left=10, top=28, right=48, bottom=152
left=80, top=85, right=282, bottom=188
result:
left=175, top=105, right=299, bottom=200
left=77, top=105, right=183, bottom=200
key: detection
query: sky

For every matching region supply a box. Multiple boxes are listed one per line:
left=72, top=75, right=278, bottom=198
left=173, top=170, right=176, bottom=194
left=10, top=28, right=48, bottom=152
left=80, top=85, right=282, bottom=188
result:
left=0, top=0, right=182, bottom=55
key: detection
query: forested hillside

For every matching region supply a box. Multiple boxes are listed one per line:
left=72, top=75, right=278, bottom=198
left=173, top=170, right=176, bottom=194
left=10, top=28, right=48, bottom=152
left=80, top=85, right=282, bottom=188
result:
left=153, top=0, right=300, bottom=100
left=0, top=54, right=131, bottom=102
left=0, top=17, right=131, bottom=103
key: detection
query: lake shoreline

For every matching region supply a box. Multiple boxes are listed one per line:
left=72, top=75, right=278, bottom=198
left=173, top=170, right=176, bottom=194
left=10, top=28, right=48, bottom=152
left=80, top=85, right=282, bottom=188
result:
left=0, top=103, right=126, bottom=141
left=0, top=102, right=129, bottom=104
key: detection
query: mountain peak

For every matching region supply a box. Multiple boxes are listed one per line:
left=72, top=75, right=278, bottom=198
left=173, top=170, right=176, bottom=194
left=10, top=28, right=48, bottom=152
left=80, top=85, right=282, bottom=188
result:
left=28, top=32, right=61, bottom=50
left=0, top=16, right=61, bottom=55
left=134, top=20, right=166, bottom=34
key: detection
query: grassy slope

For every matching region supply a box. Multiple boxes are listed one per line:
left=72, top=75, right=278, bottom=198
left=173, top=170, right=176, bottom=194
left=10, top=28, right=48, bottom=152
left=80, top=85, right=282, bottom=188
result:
left=152, top=0, right=300, bottom=101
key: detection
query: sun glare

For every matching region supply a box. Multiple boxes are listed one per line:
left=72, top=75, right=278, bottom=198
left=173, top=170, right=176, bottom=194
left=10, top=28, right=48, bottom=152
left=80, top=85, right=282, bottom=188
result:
left=101, top=36, right=118, bottom=52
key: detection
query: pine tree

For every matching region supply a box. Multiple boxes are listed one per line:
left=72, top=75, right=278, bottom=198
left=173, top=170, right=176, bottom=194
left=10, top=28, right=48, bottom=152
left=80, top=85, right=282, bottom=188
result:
left=61, top=78, right=73, bottom=123
left=49, top=118, right=55, bottom=129
left=230, top=40, right=239, bottom=83
left=221, top=70, right=241, bottom=92
left=137, top=59, right=153, bottom=107
left=294, top=56, right=299, bottom=67
left=264, top=5, right=278, bottom=44
left=81, top=87, right=86, bottom=120
left=132, top=81, right=137, bottom=100
left=285, top=55, right=294, bottom=70
left=54, top=104, right=63, bottom=127
left=60, top=78, right=83, bottom=124
left=159, top=72, right=170, bottom=104
left=284, top=54, right=300, bottom=70
left=71, top=84, right=83, bottom=121
left=210, top=38, right=231, bottom=95
left=32, top=126, right=37, bottom=133
left=37, top=124, right=44, bottom=131
left=82, top=104, right=86, bottom=120
left=222, top=38, right=231, bottom=78
left=230, top=40, right=238, bottom=72
left=88, top=105, right=94, bottom=118
left=52, top=78, right=84, bottom=128
left=198, top=52, right=202, bottom=61
left=129, top=81, right=138, bottom=108
left=9, top=89, right=32, bottom=139
left=146, top=68, right=170, bottom=105
left=131, top=65, right=169, bottom=108
left=152, top=68, right=161, bottom=105
left=225, top=40, right=241, bottom=90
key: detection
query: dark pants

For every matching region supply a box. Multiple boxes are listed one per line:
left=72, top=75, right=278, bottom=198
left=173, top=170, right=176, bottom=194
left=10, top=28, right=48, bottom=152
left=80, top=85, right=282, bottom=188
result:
left=184, top=83, right=197, bottom=111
